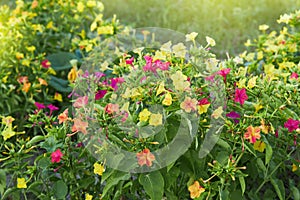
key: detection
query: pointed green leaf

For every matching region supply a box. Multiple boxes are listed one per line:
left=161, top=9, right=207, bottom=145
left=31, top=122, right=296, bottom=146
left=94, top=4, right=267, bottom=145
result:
left=102, top=171, right=131, bottom=198
left=53, top=180, right=68, bottom=199
left=139, top=171, right=164, bottom=200
left=239, top=176, right=246, bottom=195
left=270, top=178, right=285, bottom=200
left=265, top=144, right=273, bottom=165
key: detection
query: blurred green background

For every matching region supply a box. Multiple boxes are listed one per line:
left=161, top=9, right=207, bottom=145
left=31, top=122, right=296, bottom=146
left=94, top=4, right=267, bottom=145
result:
left=101, top=0, right=300, bottom=58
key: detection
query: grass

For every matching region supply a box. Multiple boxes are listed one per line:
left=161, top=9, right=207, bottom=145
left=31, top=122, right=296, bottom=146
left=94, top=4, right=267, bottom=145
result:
left=101, top=0, right=300, bottom=58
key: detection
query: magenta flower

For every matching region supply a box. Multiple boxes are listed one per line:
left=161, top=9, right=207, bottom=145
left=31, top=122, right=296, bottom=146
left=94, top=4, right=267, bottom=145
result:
left=41, top=59, right=51, bottom=68
left=153, top=60, right=170, bottom=71
left=290, top=72, right=299, bottom=79
left=95, top=90, right=107, bottom=100
left=35, top=102, right=46, bottom=110
left=51, top=149, right=63, bottom=163
left=125, top=57, right=134, bottom=65
left=110, top=77, right=124, bottom=91
left=218, top=68, right=231, bottom=82
left=198, top=98, right=210, bottom=105
left=234, top=88, right=248, bottom=105
left=284, top=118, right=299, bottom=132
left=226, top=111, right=241, bottom=123
left=47, top=104, right=59, bottom=116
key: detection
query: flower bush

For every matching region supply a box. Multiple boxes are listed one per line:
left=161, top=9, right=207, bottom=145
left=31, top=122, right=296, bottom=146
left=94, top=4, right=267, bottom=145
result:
left=0, top=1, right=299, bottom=199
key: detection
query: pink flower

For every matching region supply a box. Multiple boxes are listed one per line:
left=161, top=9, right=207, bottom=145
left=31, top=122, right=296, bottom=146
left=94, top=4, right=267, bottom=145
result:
left=35, top=102, right=45, bottom=110
left=290, top=72, right=299, bottom=79
left=226, top=111, right=241, bottom=123
left=110, top=78, right=124, bottom=91
left=218, top=68, right=231, bottom=82
left=234, top=88, right=248, bottom=105
left=198, top=98, right=210, bottom=105
left=284, top=118, right=299, bottom=132
left=47, top=104, right=59, bottom=116
left=95, top=90, right=107, bottom=100
left=58, top=109, right=68, bottom=124
left=136, top=148, right=155, bottom=167
left=41, top=59, right=51, bottom=69
left=72, top=118, right=89, bottom=134
left=153, top=60, right=170, bottom=71
left=125, top=57, right=134, bottom=65
left=180, top=97, right=198, bottom=113
left=51, top=149, right=63, bottom=163
left=73, top=96, right=88, bottom=108
left=105, top=103, right=119, bottom=114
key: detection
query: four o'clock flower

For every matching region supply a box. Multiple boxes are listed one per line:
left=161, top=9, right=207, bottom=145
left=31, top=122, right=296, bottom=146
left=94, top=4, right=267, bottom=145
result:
left=234, top=88, right=248, bottom=105
left=244, top=126, right=261, bottom=144
left=218, top=68, right=231, bottom=82
left=284, top=118, right=299, bottom=132
left=51, top=149, right=63, bottom=163
left=136, top=148, right=155, bottom=167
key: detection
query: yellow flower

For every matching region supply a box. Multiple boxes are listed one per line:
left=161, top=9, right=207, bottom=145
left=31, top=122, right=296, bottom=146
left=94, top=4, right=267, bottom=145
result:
left=260, top=119, right=271, bottom=134
left=149, top=113, right=163, bottom=126
left=162, top=92, right=172, bottom=106
left=292, top=163, right=298, bottom=172
left=21, top=59, right=30, bottom=67
left=185, top=32, right=198, bottom=42
left=68, top=67, right=77, bottom=82
left=247, top=76, right=257, bottom=89
left=22, top=82, right=31, bottom=93
left=85, top=193, right=93, bottom=200
left=172, top=43, right=187, bottom=58
left=46, top=21, right=54, bottom=29
left=205, top=36, right=216, bottom=47
left=245, top=52, right=255, bottom=62
left=259, top=24, right=269, bottom=31
left=160, top=41, right=172, bottom=53
left=54, top=92, right=63, bottom=102
left=253, top=102, right=263, bottom=113
left=244, top=39, right=251, bottom=47
left=188, top=181, right=205, bottom=199
left=97, top=25, right=114, bottom=35
left=197, top=104, right=210, bottom=114
left=237, top=78, right=247, bottom=88
left=153, top=50, right=167, bottom=61
left=87, top=0, right=96, bottom=7
left=90, top=21, right=97, bottom=32
left=253, top=141, right=266, bottom=152
left=257, top=51, right=264, bottom=60
left=17, top=178, right=27, bottom=189
left=16, top=52, right=24, bottom=60
left=277, top=13, right=292, bottom=24
left=77, top=2, right=84, bottom=12
left=211, top=106, right=223, bottom=119
left=26, top=46, right=36, bottom=52
left=2, top=126, right=16, bottom=141
left=156, top=82, right=166, bottom=96
left=139, top=109, right=151, bottom=122
left=2, top=116, right=15, bottom=125
left=93, top=163, right=104, bottom=176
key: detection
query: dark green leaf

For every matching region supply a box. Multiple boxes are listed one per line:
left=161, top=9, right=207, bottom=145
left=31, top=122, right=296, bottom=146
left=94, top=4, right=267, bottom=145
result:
left=139, top=171, right=164, bottom=200
left=53, top=180, right=68, bottom=199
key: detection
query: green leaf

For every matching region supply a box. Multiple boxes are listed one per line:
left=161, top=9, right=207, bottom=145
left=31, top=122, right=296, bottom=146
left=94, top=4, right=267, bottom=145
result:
left=49, top=76, right=72, bottom=93
left=139, top=171, right=164, bottom=200
left=26, top=135, right=45, bottom=147
left=270, top=178, right=285, bottom=200
left=0, top=169, right=6, bottom=196
left=27, top=181, right=44, bottom=197
left=291, top=186, right=300, bottom=200
left=102, top=171, right=131, bottom=198
left=216, top=138, right=231, bottom=151
left=265, top=143, right=273, bottom=165
left=47, top=52, right=77, bottom=71
left=256, top=158, right=266, bottom=173
left=239, top=176, right=246, bottom=195
left=53, top=180, right=68, bottom=199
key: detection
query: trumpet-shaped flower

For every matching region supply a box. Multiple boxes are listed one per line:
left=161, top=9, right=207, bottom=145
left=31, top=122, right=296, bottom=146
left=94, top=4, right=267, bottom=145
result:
left=73, top=96, right=88, bottom=108
left=139, top=109, right=151, bottom=122
left=72, top=118, right=88, bottom=134
left=162, top=92, right=172, bottom=106
left=234, top=88, right=248, bottom=105
left=51, top=149, right=63, bottom=163
left=284, top=118, right=299, bottom=132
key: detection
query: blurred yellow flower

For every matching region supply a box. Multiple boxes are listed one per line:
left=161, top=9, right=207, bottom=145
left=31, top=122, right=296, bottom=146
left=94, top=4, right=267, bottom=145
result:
left=77, top=2, right=84, bottom=12
left=87, top=0, right=96, bottom=7
left=197, top=104, right=210, bottom=114
left=2, top=126, right=16, bottom=141
left=149, top=113, right=163, bottom=126
left=237, top=78, right=246, bottom=88
left=211, top=106, right=223, bottom=119
left=156, top=82, right=166, bottom=96
left=85, top=193, right=93, bottom=200
left=21, top=59, right=30, bottom=67
left=97, top=25, right=114, bottom=35
left=16, top=52, right=24, bottom=60
left=205, top=36, right=216, bottom=47
left=247, top=76, right=257, bottom=89
left=68, top=67, right=77, bottom=82
left=160, top=41, right=172, bottom=53
left=139, top=109, right=151, bottom=122
left=26, top=46, right=36, bottom=52
left=38, top=78, right=48, bottom=86
left=244, top=39, right=251, bottom=47
left=292, top=163, right=298, bottom=172
left=259, top=24, right=269, bottom=31
left=2, top=116, right=15, bottom=125
left=162, top=92, right=172, bottom=106
left=93, top=163, right=104, bottom=176
left=253, top=141, right=266, bottom=152
left=172, top=43, right=187, bottom=58
left=185, top=32, right=198, bottom=42
left=253, top=102, right=263, bottom=113
left=17, top=178, right=27, bottom=189
left=54, top=92, right=63, bottom=102
left=257, top=51, right=263, bottom=60
left=277, top=13, right=292, bottom=24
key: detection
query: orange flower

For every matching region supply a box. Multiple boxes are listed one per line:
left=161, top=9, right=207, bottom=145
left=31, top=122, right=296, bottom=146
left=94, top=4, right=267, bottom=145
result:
left=22, top=82, right=31, bottom=93
left=58, top=109, right=68, bottom=124
left=38, top=78, right=48, bottom=86
left=188, top=181, right=205, bottom=199
left=105, top=103, right=119, bottom=114
left=72, top=118, right=88, bottom=134
left=244, top=126, right=261, bottom=143
left=136, top=148, right=155, bottom=167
